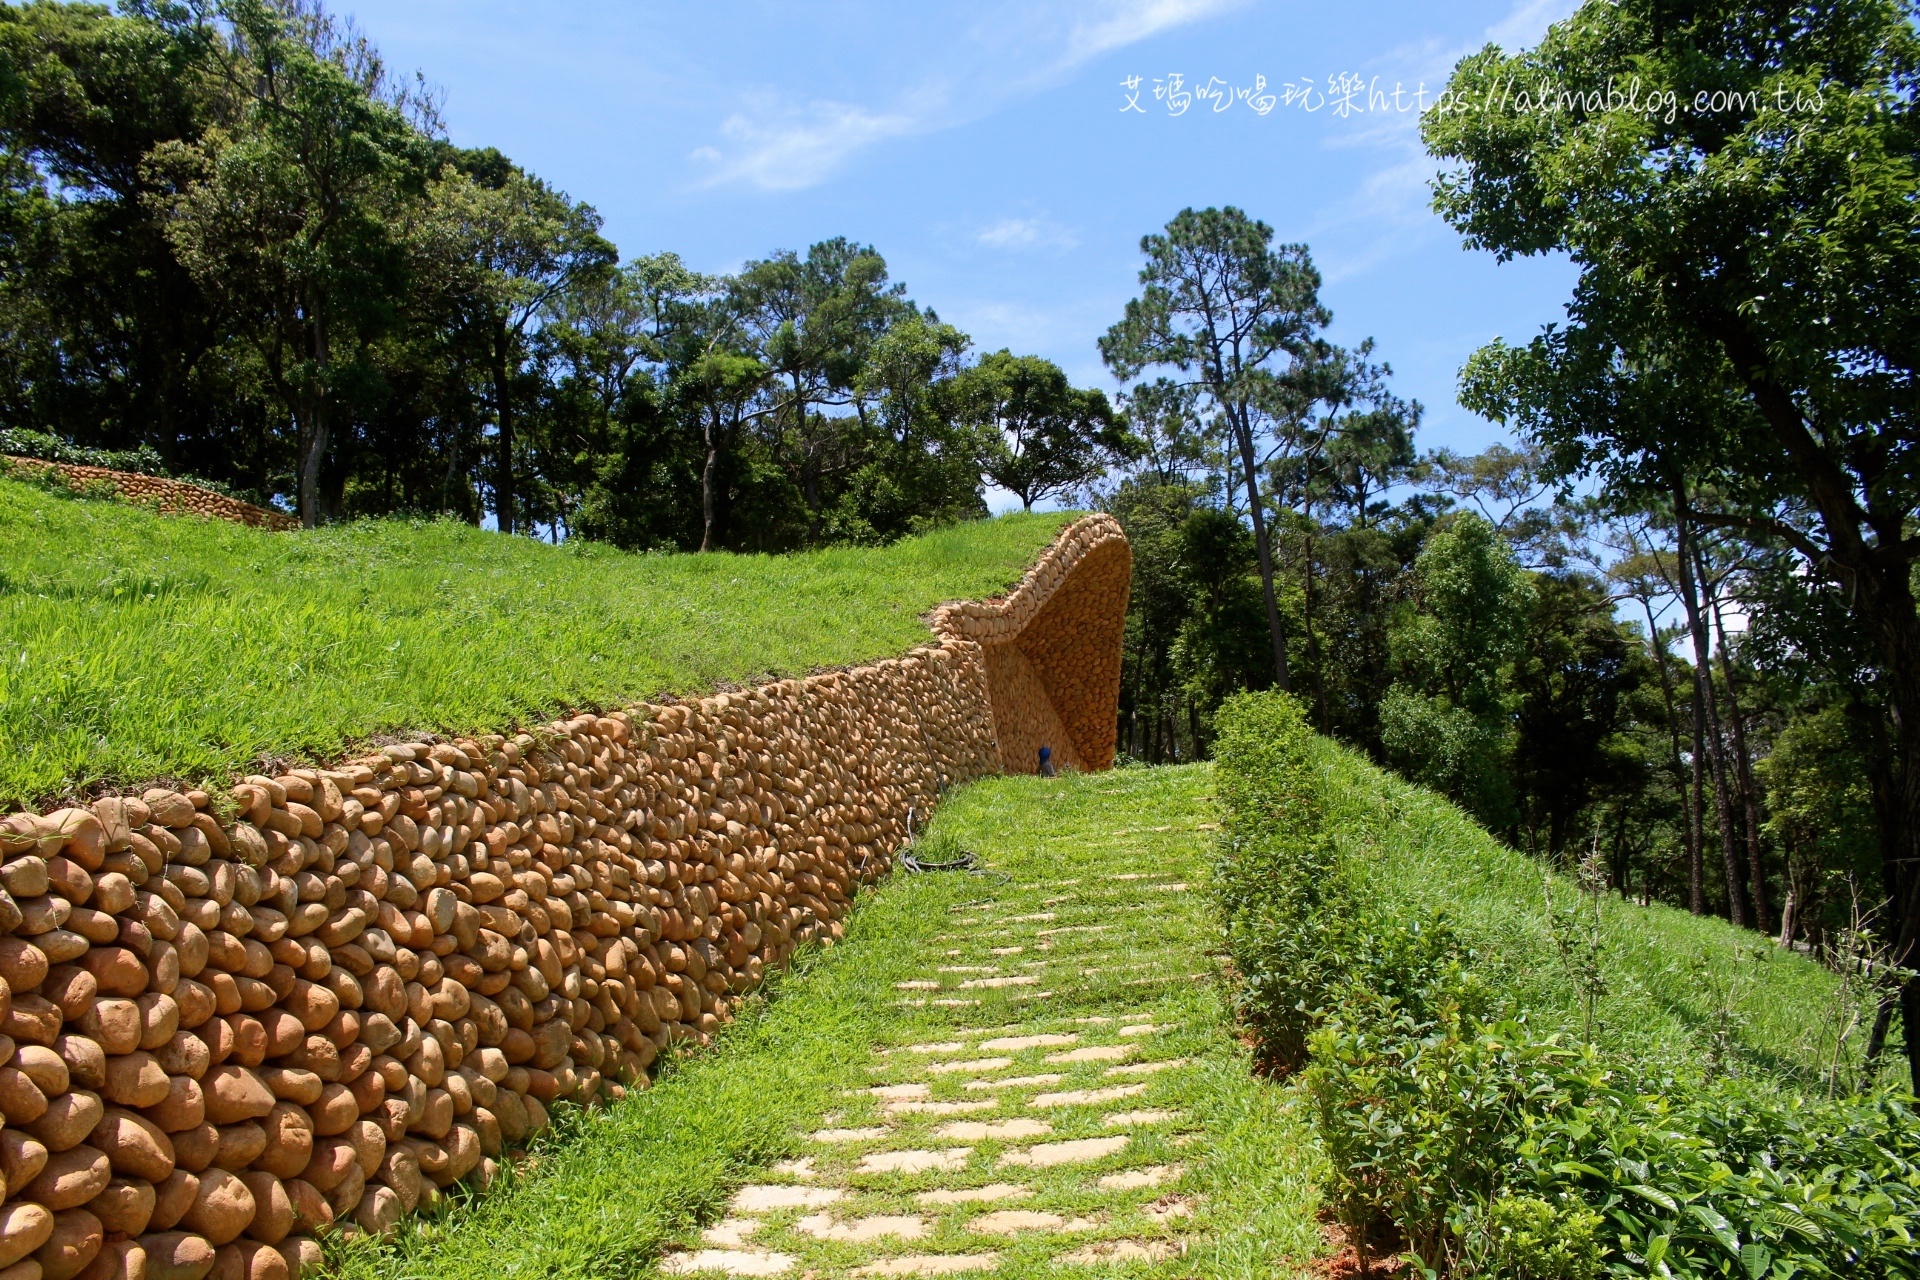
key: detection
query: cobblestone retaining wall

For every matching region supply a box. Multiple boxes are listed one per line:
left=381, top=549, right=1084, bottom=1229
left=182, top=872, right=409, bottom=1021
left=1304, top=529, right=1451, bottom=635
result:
left=1, top=460, right=296, bottom=531
left=0, top=515, right=1128, bottom=1280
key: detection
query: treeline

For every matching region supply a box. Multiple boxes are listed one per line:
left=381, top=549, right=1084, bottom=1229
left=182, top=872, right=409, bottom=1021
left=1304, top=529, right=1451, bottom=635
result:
left=1096, top=204, right=1899, bottom=1051
left=1111, top=419, right=1872, bottom=954
left=0, top=0, right=1129, bottom=542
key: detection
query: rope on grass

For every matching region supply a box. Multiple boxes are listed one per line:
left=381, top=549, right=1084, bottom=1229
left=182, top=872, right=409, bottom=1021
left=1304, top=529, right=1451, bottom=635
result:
left=900, top=846, right=1011, bottom=884
left=898, top=806, right=1012, bottom=883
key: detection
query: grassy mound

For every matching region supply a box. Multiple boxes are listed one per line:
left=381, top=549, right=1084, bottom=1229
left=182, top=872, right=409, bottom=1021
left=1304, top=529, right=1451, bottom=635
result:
left=1214, top=691, right=1920, bottom=1277
left=0, top=475, right=1073, bottom=807
left=1317, top=738, right=1858, bottom=1087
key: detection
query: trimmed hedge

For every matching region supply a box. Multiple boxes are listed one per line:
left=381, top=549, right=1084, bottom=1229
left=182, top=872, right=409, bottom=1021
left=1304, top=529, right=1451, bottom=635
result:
left=1212, top=690, right=1920, bottom=1279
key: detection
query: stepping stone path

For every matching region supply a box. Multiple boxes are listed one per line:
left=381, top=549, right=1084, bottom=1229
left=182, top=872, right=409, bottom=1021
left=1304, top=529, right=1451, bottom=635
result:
left=661, top=791, right=1215, bottom=1277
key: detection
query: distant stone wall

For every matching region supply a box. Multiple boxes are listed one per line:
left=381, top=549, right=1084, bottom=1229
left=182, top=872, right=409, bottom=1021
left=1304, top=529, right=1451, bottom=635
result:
left=1, top=459, right=296, bottom=531
left=932, top=513, right=1131, bottom=774
left=0, top=516, right=1129, bottom=1280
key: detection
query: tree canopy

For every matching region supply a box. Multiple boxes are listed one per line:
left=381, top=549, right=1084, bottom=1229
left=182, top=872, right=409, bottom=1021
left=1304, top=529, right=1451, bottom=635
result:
left=0, top=0, right=1111, bottom=545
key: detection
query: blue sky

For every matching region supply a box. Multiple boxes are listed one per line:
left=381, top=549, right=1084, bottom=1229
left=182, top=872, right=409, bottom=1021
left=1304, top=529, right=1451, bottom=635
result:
left=344, top=0, right=1583, bottom=509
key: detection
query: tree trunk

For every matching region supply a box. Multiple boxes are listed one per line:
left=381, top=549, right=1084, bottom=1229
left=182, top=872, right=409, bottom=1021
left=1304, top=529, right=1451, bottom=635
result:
left=1709, top=320, right=1920, bottom=1088
left=1230, top=409, right=1289, bottom=691
left=491, top=327, right=517, bottom=535
left=297, top=309, right=330, bottom=530
left=297, top=395, right=327, bottom=530
left=1865, top=994, right=1899, bottom=1081
left=1705, top=569, right=1771, bottom=934
left=1674, top=494, right=1748, bottom=927
left=1689, top=691, right=1709, bottom=916
left=793, top=372, right=824, bottom=541
left=1847, top=614, right=1920, bottom=1095
left=1640, top=595, right=1700, bottom=912
left=1302, top=528, right=1324, bottom=727
left=700, top=405, right=721, bottom=553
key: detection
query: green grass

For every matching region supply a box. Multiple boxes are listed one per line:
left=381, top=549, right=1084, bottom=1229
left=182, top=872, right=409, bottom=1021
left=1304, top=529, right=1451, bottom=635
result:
left=329, top=764, right=1326, bottom=1280
left=0, top=475, right=1073, bottom=807
left=1314, top=736, right=1882, bottom=1090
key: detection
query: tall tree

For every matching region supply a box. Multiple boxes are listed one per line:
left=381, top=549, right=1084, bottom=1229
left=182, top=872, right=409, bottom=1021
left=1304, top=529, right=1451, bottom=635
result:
left=1607, top=530, right=1706, bottom=914
left=1699, top=541, right=1772, bottom=932
left=1428, top=0, right=1920, bottom=1083
left=1674, top=490, right=1750, bottom=927
left=150, top=0, right=431, bottom=526
left=1101, top=207, right=1342, bottom=690
left=670, top=288, right=767, bottom=553
left=733, top=238, right=905, bottom=531
left=838, top=312, right=984, bottom=543
left=1295, top=364, right=1421, bottom=725
left=1378, top=512, right=1533, bottom=829
left=1509, top=570, right=1648, bottom=861
left=431, top=156, right=612, bottom=534
left=0, top=0, right=229, bottom=461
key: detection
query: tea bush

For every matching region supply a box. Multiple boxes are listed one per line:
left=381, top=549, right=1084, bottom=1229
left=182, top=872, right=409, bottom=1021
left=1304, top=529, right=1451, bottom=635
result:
left=1210, top=690, right=1356, bottom=1072
left=1212, top=689, right=1920, bottom=1277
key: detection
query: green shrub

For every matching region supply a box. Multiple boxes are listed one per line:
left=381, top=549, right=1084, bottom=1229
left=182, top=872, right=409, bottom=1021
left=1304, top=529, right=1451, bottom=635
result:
left=1306, top=993, right=1554, bottom=1263
left=1459, top=1193, right=1602, bottom=1280
left=1490, top=1076, right=1920, bottom=1279
left=1213, top=689, right=1920, bottom=1277
left=1212, top=690, right=1356, bottom=1071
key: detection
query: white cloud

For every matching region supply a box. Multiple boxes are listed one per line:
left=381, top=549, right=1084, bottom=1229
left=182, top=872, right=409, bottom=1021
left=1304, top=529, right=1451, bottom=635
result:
left=693, top=99, right=920, bottom=191
left=977, top=216, right=1080, bottom=251
left=942, top=297, right=1113, bottom=385
left=692, top=0, right=1243, bottom=192
left=1485, top=0, right=1581, bottom=53
left=947, top=299, right=1067, bottom=350
left=1062, top=0, right=1249, bottom=68
left=1315, top=0, right=1582, bottom=281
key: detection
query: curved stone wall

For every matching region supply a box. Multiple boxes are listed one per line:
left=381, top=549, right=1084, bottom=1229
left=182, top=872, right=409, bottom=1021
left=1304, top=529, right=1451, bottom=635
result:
left=1, top=460, right=296, bottom=531
left=0, top=515, right=1130, bottom=1280
left=931, top=514, right=1131, bottom=774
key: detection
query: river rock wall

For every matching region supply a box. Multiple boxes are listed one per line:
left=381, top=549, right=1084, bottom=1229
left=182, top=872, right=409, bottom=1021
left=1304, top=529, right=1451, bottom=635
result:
left=0, top=514, right=1129, bottom=1280
left=1, top=460, right=296, bottom=531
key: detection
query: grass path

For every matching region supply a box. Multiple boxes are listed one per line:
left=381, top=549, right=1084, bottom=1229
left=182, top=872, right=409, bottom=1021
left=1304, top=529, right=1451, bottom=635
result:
left=337, top=765, right=1325, bottom=1280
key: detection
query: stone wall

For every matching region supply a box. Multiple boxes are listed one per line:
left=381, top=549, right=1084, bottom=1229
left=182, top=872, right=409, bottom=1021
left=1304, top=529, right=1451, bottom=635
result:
left=931, top=514, right=1130, bottom=774
left=0, top=515, right=1129, bottom=1280
left=1, top=460, right=297, bottom=532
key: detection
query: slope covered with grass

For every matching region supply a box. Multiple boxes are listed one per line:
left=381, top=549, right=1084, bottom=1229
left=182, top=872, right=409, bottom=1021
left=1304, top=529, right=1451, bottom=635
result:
left=0, top=476, right=1073, bottom=806
left=1215, top=692, right=1919, bottom=1277
left=1315, top=737, right=1868, bottom=1089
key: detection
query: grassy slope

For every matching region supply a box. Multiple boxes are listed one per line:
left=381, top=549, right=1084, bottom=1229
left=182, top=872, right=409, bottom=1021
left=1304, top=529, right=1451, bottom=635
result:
left=330, top=764, right=1325, bottom=1280
left=1314, top=736, right=1879, bottom=1090
left=0, top=477, right=1072, bottom=806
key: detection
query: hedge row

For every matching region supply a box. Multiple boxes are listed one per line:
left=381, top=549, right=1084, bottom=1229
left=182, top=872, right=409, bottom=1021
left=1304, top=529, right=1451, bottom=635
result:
left=1211, top=691, right=1920, bottom=1279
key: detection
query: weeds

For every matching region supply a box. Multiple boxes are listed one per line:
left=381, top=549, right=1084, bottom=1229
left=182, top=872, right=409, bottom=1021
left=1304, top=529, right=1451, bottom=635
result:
left=1543, top=836, right=1611, bottom=1043
left=1686, top=943, right=1769, bottom=1081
